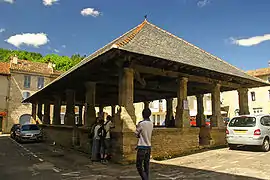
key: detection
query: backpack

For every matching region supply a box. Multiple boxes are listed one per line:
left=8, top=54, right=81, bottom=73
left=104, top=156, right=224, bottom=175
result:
left=98, top=125, right=106, bottom=139
left=89, top=123, right=97, bottom=139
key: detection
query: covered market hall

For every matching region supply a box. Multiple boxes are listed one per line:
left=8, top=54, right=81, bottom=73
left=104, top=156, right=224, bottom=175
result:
left=24, top=20, right=268, bottom=163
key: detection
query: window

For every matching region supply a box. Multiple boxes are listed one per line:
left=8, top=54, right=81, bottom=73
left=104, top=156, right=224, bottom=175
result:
left=261, top=116, right=270, bottom=126
left=251, top=92, right=256, bottom=101
left=229, top=117, right=256, bottom=127
left=37, top=77, right=44, bottom=89
left=24, top=75, right=31, bottom=88
left=22, top=91, right=30, bottom=101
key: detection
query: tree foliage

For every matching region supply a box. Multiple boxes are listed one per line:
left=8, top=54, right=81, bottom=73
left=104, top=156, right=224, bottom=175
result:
left=0, top=48, right=85, bottom=71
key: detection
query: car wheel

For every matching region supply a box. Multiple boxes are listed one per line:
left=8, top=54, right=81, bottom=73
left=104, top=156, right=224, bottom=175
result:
left=228, top=144, right=238, bottom=150
left=261, top=138, right=270, bottom=152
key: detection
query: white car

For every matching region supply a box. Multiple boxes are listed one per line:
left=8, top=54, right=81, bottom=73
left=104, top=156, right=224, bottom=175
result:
left=226, top=114, right=270, bottom=151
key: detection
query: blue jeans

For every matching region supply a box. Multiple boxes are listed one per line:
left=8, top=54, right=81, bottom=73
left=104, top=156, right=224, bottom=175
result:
left=136, top=148, right=151, bottom=180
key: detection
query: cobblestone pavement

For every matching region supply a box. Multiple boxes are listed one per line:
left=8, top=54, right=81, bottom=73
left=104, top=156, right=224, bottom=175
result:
left=0, top=135, right=268, bottom=179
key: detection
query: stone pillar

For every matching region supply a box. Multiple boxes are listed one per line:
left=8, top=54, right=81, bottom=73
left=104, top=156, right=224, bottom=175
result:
left=43, top=101, right=50, bottom=125
left=238, top=88, right=250, bottom=115
left=78, top=105, right=83, bottom=125
left=165, top=98, right=173, bottom=127
left=143, top=101, right=150, bottom=109
left=211, top=83, right=223, bottom=128
left=175, top=77, right=190, bottom=128
left=37, top=103, right=43, bottom=121
left=52, top=95, right=61, bottom=125
left=111, top=105, right=115, bottom=117
left=196, top=94, right=205, bottom=127
left=84, top=82, right=96, bottom=127
left=118, top=68, right=136, bottom=128
left=64, top=89, right=75, bottom=126
left=31, top=103, right=37, bottom=121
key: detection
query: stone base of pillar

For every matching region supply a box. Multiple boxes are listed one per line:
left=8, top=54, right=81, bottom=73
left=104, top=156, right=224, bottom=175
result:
left=199, top=127, right=211, bottom=146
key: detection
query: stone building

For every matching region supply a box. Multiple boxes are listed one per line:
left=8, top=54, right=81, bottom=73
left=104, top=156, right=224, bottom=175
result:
left=0, top=62, right=10, bottom=133
left=0, top=56, right=61, bottom=133
left=222, top=66, right=270, bottom=118
left=24, top=20, right=268, bottom=163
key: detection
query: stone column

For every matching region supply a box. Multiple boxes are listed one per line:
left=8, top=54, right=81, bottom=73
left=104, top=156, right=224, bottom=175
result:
left=64, top=89, right=75, bottom=126
left=211, top=83, right=223, bottom=128
left=143, top=101, right=150, bottom=109
left=165, top=98, right=173, bottom=127
left=175, top=77, right=190, bottom=128
left=111, top=105, right=115, bottom=117
left=43, top=101, right=50, bottom=125
left=53, top=95, right=61, bottom=125
left=196, top=94, right=205, bottom=127
left=118, top=68, right=136, bottom=129
left=84, top=82, right=96, bottom=127
left=238, top=88, right=250, bottom=115
left=31, top=103, right=37, bottom=121
left=78, top=105, right=83, bottom=125
left=37, top=103, right=43, bottom=121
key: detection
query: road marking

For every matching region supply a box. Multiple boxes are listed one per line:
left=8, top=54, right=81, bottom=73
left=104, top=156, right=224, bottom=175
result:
left=119, top=175, right=141, bottom=179
left=39, top=158, right=44, bottom=162
left=62, top=171, right=80, bottom=176
left=33, top=154, right=38, bottom=158
left=52, top=168, right=60, bottom=173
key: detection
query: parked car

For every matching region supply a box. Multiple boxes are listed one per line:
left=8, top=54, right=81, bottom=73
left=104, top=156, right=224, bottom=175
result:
left=226, top=114, right=270, bottom=152
left=15, top=124, right=43, bottom=143
left=10, top=124, right=21, bottom=139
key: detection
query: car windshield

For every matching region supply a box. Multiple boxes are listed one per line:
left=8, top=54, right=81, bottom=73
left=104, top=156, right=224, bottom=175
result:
left=21, top=125, right=39, bottom=131
left=228, top=117, right=256, bottom=127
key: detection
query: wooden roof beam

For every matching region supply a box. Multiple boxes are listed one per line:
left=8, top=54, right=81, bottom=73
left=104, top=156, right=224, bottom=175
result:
left=132, top=64, right=241, bottom=88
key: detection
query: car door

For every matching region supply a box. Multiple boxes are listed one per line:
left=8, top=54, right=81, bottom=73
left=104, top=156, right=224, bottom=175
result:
left=260, top=116, right=269, bottom=138
left=264, top=116, right=270, bottom=136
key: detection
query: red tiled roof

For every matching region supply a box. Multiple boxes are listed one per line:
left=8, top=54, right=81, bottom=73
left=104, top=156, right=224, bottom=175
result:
left=246, top=67, right=270, bottom=77
left=0, top=62, right=10, bottom=75
left=10, top=59, right=62, bottom=76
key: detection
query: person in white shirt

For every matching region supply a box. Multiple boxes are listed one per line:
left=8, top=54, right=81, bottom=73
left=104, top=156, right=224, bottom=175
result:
left=104, top=115, right=114, bottom=160
left=91, top=118, right=102, bottom=162
left=135, top=108, right=153, bottom=180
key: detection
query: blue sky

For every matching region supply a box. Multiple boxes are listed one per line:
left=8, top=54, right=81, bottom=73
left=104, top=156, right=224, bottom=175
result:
left=1, top=0, right=270, bottom=71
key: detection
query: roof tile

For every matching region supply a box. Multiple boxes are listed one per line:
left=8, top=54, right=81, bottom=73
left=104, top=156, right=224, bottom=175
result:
left=0, top=62, right=10, bottom=75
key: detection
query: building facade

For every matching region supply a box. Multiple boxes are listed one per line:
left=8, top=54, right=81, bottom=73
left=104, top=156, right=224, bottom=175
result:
left=0, top=57, right=61, bottom=133
left=222, top=66, right=270, bottom=119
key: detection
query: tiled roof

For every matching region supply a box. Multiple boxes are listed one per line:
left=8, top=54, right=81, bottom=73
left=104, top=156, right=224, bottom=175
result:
left=0, top=62, right=10, bottom=75
left=10, top=59, right=62, bottom=76
left=53, top=20, right=265, bottom=85
left=247, top=67, right=270, bottom=77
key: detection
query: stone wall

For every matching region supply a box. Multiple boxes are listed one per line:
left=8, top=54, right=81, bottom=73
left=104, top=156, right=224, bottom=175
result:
left=40, top=125, right=74, bottom=147
left=210, top=127, right=226, bottom=146
left=5, top=72, right=55, bottom=132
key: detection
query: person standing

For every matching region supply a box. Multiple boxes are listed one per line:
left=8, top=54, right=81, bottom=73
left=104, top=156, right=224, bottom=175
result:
left=91, top=118, right=102, bottom=162
left=135, top=108, right=153, bottom=180
left=104, top=115, right=115, bottom=160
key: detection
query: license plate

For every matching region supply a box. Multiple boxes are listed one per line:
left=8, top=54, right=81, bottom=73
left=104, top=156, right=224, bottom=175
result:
left=234, top=130, right=247, bottom=134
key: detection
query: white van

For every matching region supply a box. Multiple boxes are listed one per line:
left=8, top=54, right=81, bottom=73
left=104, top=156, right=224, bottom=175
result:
left=226, top=114, right=270, bottom=151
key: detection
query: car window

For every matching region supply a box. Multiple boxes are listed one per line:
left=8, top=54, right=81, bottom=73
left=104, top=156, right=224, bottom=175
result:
left=261, top=116, right=270, bottom=126
left=229, top=117, right=256, bottom=127
left=21, top=125, right=39, bottom=131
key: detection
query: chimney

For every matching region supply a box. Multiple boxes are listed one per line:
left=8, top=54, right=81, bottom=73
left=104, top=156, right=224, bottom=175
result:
left=47, top=61, right=55, bottom=73
left=11, top=55, right=18, bottom=64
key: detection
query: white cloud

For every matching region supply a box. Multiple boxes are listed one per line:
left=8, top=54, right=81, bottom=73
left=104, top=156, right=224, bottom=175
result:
left=230, top=34, right=270, bottom=46
left=54, top=49, right=59, bottom=53
left=1, top=0, right=14, bottom=4
left=197, top=0, right=210, bottom=7
left=81, top=8, right=101, bottom=17
left=0, top=28, right=5, bottom=33
left=43, top=0, right=58, bottom=6
left=6, top=33, right=49, bottom=48
left=61, top=45, right=66, bottom=48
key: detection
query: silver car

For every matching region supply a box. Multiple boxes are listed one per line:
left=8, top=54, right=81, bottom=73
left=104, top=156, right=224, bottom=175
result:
left=226, top=114, right=270, bottom=152
left=15, top=124, right=43, bottom=143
